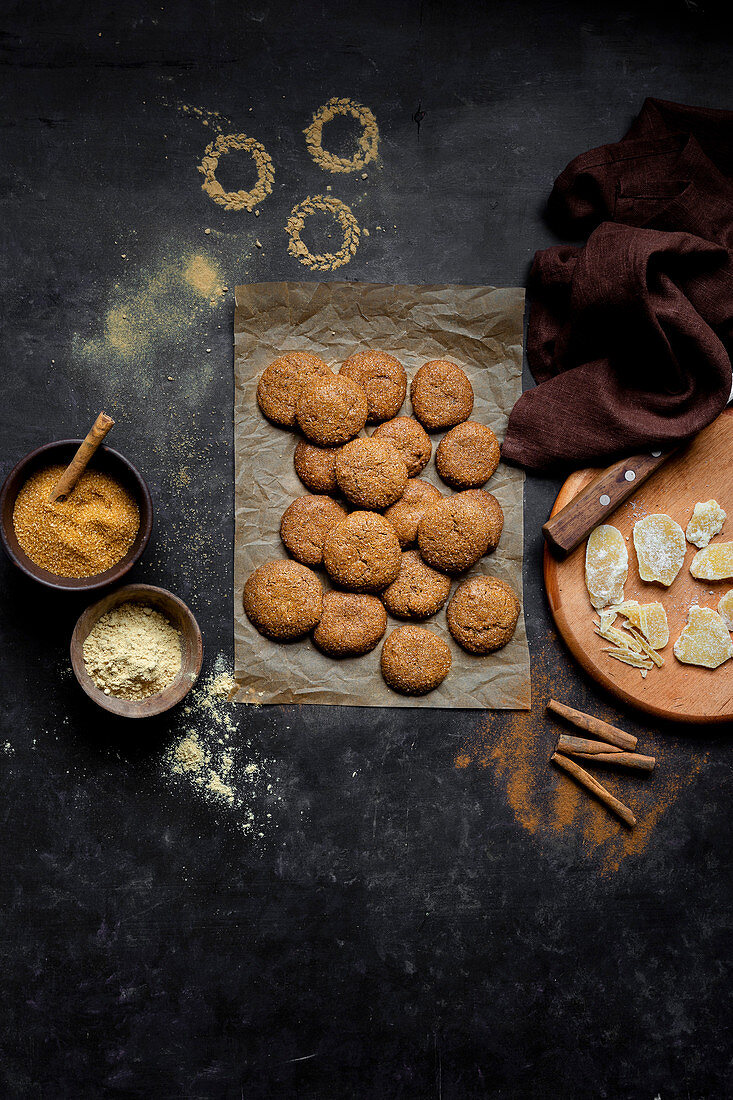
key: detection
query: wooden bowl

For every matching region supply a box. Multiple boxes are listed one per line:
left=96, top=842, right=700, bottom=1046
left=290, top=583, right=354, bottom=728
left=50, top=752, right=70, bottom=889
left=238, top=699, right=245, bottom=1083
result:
left=0, top=439, right=153, bottom=591
left=70, top=583, right=203, bottom=718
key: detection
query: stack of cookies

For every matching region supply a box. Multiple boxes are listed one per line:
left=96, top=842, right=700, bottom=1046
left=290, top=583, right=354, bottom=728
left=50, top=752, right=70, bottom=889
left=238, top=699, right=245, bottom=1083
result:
left=243, top=349, right=521, bottom=696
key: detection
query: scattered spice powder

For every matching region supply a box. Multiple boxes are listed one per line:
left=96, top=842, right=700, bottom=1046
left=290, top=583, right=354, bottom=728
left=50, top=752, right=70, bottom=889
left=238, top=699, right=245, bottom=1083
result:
left=162, top=658, right=278, bottom=835
left=13, top=464, right=139, bottom=578
left=454, top=647, right=708, bottom=875
left=83, top=602, right=182, bottom=700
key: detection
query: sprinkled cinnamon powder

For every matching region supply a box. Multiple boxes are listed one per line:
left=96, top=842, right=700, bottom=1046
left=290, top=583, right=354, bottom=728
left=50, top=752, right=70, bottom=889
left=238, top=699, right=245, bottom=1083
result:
left=455, top=647, right=708, bottom=875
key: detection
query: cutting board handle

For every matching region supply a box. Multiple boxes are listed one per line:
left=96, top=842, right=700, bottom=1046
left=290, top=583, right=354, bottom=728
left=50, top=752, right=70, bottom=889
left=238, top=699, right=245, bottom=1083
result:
left=542, top=449, right=673, bottom=557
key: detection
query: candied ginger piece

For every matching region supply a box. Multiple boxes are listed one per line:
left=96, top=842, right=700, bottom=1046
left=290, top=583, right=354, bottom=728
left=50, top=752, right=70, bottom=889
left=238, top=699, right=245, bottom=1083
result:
left=673, top=606, right=733, bottom=669
left=633, top=514, right=685, bottom=586
left=718, top=589, right=733, bottom=631
left=585, top=525, right=628, bottom=609
left=686, top=499, right=726, bottom=549
left=612, top=600, right=640, bottom=628
left=638, top=602, right=669, bottom=650
left=604, top=648, right=653, bottom=670
left=626, top=625, right=664, bottom=667
left=611, top=598, right=668, bottom=649
left=690, top=542, right=733, bottom=581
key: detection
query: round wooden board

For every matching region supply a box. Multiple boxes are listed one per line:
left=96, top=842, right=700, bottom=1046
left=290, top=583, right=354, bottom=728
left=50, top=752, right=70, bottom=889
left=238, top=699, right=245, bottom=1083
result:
left=544, top=409, right=733, bottom=724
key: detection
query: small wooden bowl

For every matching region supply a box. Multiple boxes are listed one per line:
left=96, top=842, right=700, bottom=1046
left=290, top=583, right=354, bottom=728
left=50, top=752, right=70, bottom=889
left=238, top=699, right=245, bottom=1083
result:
left=0, top=439, right=153, bottom=592
left=70, top=583, right=203, bottom=718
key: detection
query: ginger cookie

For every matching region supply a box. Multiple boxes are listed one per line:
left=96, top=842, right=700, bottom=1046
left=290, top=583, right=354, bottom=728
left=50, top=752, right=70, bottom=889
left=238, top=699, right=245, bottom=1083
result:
left=339, top=350, right=407, bottom=423
left=447, top=575, right=520, bottom=654
left=436, top=421, right=501, bottom=488
left=334, top=437, right=408, bottom=509
left=456, top=490, right=504, bottom=550
left=312, top=591, right=387, bottom=657
left=371, top=416, right=431, bottom=476
left=382, top=551, right=452, bottom=620
left=410, top=359, right=474, bottom=430
left=380, top=625, right=452, bottom=694
left=417, top=496, right=492, bottom=573
left=280, top=495, right=348, bottom=566
left=294, top=440, right=338, bottom=494
left=323, top=511, right=401, bottom=592
left=243, top=560, right=323, bottom=640
left=256, top=352, right=332, bottom=428
left=384, top=478, right=442, bottom=548
left=296, top=374, right=369, bottom=445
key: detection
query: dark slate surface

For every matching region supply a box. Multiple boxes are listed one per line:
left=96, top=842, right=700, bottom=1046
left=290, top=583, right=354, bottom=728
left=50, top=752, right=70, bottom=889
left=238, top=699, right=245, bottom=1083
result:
left=0, top=2, right=730, bottom=1097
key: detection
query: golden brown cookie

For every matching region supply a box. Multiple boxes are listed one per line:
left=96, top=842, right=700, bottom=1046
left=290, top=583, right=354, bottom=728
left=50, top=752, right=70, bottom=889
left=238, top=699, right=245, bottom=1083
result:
left=280, top=495, right=348, bottom=566
left=371, top=416, right=431, bottom=476
left=323, top=511, right=401, bottom=592
left=339, top=350, right=407, bottom=423
left=410, top=360, right=474, bottom=430
left=334, top=437, right=408, bottom=509
left=293, top=440, right=338, bottom=494
left=243, top=560, right=323, bottom=640
left=380, top=625, right=452, bottom=694
left=383, top=478, right=443, bottom=548
left=456, top=490, right=504, bottom=550
left=446, top=575, right=520, bottom=654
left=436, top=421, right=501, bottom=488
left=382, top=551, right=452, bottom=620
left=296, top=375, right=369, bottom=445
left=312, top=592, right=387, bottom=657
left=417, top=496, right=492, bottom=573
left=256, top=352, right=332, bottom=428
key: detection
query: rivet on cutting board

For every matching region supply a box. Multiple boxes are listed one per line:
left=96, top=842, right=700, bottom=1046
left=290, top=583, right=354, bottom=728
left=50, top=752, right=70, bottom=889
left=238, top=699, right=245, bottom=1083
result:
left=600, top=494, right=611, bottom=506
left=624, top=470, right=636, bottom=482
left=651, top=450, right=662, bottom=457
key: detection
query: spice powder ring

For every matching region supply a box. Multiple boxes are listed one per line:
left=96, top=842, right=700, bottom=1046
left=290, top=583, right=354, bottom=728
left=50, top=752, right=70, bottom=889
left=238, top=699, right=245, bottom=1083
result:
left=198, top=133, right=275, bottom=212
left=285, top=194, right=361, bottom=271
left=304, top=97, right=379, bottom=173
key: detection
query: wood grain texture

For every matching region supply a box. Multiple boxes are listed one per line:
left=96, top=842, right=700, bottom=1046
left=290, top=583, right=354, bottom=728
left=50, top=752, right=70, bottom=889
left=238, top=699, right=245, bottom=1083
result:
left=544, top=410, right=733, bottom=724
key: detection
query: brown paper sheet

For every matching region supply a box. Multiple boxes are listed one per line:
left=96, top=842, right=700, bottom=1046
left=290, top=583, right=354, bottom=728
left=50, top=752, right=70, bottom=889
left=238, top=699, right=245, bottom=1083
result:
left=233, top=281, right=530, bottom=709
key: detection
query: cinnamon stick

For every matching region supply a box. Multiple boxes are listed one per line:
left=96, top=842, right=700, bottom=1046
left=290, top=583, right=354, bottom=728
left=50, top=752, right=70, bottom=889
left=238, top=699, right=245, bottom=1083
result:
left=555, top=733, right=623, bottom=755
left=551, top=753, right=636, bottom=828
left=547, top=699, right=637, bottom=751
left=49, top=412, right=115, bottom=502
left=556, top=736, right=655, bottom=772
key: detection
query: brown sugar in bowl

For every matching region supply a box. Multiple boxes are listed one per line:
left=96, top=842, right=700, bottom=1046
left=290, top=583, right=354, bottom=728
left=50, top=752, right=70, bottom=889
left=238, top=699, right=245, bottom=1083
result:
left=70, top=583, right=203, bottom=718
left=0, top=439, right=153, bottom=592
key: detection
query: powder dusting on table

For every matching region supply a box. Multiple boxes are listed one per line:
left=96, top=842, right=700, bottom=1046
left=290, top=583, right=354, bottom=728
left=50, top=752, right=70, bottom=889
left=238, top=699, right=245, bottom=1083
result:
left=73, top=251, right=227, bottom=370
left=162, top=657, right=278, bottom=837
left=454, top=646, right=707, bottom=875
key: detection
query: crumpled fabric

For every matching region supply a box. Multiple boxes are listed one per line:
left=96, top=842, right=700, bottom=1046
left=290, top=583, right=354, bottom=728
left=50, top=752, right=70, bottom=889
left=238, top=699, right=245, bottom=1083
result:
left=503, top=98, right=733, bottom=472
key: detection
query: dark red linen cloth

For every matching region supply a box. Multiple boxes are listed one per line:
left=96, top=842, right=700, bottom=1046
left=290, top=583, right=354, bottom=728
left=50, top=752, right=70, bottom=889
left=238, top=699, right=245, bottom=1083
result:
left=503, top=98, right=733, bottom=472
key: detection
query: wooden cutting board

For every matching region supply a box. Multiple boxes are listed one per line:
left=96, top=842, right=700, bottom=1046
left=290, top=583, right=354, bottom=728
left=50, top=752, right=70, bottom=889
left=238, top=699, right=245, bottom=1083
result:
left=544, top=409, right=733, bottom=724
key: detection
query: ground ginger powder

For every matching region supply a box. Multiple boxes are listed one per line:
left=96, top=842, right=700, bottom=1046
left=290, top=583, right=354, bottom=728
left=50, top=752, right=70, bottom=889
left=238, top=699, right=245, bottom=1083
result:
left=83, top=602, right=182, bottom=700
left=13, top=464, right=139, bottom=577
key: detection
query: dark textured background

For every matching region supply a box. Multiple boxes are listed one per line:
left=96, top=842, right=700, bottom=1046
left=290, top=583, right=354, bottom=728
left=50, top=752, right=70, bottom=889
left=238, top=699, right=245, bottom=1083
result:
left=0, top=2, right=730, bottom=1097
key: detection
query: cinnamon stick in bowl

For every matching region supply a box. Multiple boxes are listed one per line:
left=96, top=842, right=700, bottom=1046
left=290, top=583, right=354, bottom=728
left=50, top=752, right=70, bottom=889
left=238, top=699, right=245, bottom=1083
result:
left=49, top=412, right=115, bottom=502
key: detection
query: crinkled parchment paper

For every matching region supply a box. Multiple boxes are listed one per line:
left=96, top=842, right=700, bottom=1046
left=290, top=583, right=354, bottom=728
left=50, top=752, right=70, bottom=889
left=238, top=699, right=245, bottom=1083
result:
left=233, top=281, right=530, bottom=709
